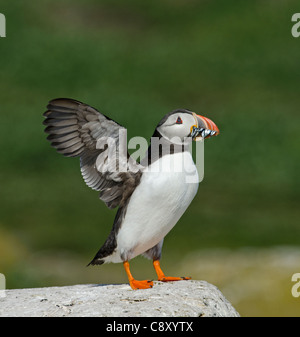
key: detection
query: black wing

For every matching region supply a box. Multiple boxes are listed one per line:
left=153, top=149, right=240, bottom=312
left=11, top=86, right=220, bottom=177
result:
left=43, top=98, right=143, bottom=209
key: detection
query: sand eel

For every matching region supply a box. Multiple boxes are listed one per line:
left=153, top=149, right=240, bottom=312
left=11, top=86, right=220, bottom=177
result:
left=43, top=98, right=219, bottom=290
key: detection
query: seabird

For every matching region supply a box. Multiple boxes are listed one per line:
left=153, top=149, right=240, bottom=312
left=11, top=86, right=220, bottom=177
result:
left=43, top=98, right=219, bottom=290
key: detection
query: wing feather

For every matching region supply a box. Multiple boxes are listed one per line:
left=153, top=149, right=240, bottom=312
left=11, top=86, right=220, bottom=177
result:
left=44, top=98, right=143, bottom=208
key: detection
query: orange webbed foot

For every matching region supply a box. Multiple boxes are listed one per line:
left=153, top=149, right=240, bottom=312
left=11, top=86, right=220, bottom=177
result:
left=123, top=261, right=153, bottom=290
left=158, top=276, right=191, bottom=282
left=129, top=279, right=154, bottom=290
left=153, top=259, right=191, bottom=283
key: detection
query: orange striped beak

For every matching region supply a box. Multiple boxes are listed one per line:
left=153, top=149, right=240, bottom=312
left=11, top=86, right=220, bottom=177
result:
left=191, top=113, right=220, bottom=140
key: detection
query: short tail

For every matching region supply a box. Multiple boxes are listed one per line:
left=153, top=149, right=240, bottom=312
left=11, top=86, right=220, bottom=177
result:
left=87, top=256, right=105, bottom=267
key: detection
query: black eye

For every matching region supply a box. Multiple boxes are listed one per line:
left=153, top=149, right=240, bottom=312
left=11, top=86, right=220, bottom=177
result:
left=176, top=116, right=183, bottom=124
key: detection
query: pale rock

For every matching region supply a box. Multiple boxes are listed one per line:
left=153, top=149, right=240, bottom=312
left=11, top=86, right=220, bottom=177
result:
left=0, top=280, right=239, bottom=317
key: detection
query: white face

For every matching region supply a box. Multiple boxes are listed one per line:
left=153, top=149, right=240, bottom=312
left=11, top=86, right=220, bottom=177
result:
left=157, top=112, right=197, bottom=145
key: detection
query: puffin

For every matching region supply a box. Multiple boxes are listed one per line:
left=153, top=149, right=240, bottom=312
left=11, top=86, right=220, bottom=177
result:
left=43, top=98, right=219, bottom=290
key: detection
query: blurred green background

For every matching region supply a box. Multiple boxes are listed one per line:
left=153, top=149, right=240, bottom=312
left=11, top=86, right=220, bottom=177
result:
left=0, top=0, right=299, bottom=316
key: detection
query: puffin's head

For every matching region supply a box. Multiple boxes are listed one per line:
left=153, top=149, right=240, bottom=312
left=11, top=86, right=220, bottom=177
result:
left=156, top=109, right=219, bottom=145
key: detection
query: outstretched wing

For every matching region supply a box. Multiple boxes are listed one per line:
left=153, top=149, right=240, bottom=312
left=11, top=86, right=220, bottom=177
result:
left=43, top=98, right=143, bottom=209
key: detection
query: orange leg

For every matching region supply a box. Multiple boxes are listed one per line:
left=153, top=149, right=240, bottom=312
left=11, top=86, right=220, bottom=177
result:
left=123, top=261, right=153, bottom=290
left=153, top=259, right=191, bottom=282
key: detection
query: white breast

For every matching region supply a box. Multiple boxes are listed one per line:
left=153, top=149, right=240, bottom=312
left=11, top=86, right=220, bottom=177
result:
left=108, top=151, right=199, bottom=263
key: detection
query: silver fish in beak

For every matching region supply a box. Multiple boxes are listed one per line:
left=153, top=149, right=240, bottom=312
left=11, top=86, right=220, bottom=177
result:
left=191, top=113, right=220, bottom=141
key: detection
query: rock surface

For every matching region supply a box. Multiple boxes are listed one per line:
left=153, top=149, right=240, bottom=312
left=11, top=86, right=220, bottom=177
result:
left=0, top=280, right=239, bottom=317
